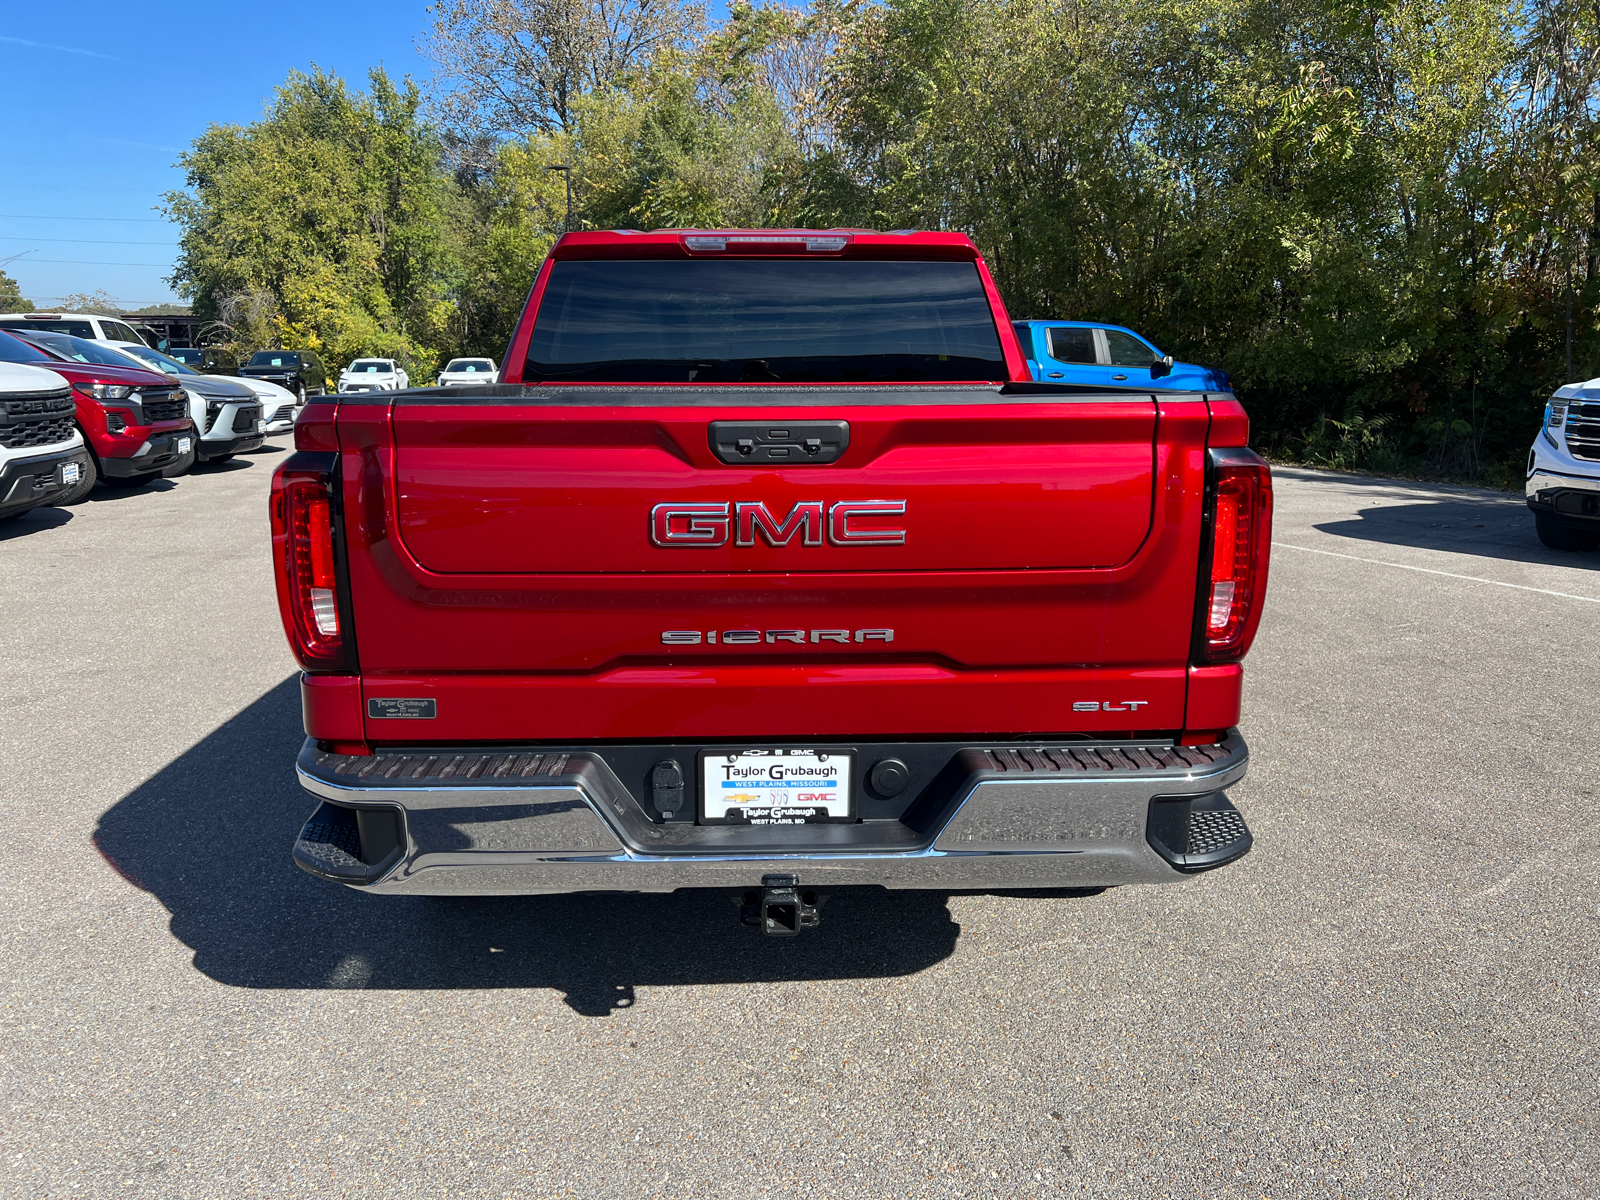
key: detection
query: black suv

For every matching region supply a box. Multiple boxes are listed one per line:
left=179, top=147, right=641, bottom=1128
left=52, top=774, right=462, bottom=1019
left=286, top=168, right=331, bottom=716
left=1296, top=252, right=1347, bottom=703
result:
left=169, top=346, right=239, bottom=375
left=239, top=349, right=327, bottom=401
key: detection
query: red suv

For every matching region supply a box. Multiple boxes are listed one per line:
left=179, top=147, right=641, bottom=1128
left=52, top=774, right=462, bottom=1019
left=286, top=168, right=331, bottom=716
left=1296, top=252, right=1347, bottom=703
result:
left=0, top=331, right=193, bottom=499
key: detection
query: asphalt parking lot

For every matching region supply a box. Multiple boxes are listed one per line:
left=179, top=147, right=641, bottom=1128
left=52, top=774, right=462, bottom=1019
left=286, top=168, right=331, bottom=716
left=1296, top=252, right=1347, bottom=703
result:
left=1, top=449, right=1596, bottom=1199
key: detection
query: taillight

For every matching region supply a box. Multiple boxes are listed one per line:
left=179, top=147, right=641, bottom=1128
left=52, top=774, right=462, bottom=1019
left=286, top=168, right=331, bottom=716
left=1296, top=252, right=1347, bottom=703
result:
left=305, top=495, right=339, bottom=637
left=1194, top=449, right=1272, bottom=663
left=271, top=454, right=355, bottom=671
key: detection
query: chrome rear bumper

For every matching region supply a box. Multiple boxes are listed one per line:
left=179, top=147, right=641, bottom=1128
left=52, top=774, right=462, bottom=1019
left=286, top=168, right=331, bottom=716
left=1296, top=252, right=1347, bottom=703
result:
left=292, top=733, right=1253, bottom=894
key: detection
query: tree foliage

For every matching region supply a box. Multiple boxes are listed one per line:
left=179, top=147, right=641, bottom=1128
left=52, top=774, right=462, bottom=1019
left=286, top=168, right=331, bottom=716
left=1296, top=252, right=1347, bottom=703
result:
left=421, top=0, right=707, bottom=145
left=0, top=269, right=35, bottom=313
left=163, top=0, right=1600, bottom=480
left=57, top=290, right=125, bottom=315
left=166, top=68, right=459, bottom=380
left=800, top=0, right=1600, bottom=479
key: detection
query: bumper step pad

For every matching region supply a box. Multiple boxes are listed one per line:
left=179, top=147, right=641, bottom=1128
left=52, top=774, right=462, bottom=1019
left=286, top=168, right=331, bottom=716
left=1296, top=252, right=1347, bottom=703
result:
left=978, top=743, right=1233, bottom=774
left=314, top=749, right=574, bottom=782
left=1145, top=792, right=1253, bottom=873
left=293, top=801, right=407, bottom=885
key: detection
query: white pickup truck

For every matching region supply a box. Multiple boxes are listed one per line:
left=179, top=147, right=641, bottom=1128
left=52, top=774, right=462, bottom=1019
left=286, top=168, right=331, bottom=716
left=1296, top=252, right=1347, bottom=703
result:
left=1528, top=377, right=1600, bottom=551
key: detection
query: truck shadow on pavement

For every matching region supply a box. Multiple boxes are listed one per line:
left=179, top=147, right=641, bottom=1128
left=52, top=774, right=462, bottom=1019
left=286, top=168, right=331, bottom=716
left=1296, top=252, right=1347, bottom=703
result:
left=1313, top=497, right=1599, bottom=571
left=93, top=678, right=963, bottom=1015
left=0, top=506, right=72, bottom=540
left=83, top=479, right=179, bottom=503
left=189, top=458, right=257, bottom=475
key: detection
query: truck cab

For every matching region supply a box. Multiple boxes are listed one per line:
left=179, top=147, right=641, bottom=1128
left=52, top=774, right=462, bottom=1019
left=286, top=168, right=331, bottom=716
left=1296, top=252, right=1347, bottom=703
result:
left=1014, top=319, right=1229, bottom=393
left=0, top=311, right=154, bottom=348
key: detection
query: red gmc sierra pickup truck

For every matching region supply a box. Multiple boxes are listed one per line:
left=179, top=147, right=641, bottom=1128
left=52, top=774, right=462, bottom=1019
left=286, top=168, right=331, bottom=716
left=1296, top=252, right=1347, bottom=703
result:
left=274, top=229, right=1272, bottom=934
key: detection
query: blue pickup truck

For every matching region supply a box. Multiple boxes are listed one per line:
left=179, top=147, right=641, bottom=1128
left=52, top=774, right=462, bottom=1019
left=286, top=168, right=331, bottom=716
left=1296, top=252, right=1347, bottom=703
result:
left=1013, top=320, right=1229, bottom=392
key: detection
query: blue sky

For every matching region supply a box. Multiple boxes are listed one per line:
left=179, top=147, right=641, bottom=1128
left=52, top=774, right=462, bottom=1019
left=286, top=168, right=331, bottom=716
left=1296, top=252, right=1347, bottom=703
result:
left=0, top=1, right=435, bottom=310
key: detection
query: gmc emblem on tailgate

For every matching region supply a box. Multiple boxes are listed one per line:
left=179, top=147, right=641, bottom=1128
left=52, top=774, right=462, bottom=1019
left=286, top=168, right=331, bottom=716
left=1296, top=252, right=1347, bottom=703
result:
left=650, top=501, right=907, bottom=548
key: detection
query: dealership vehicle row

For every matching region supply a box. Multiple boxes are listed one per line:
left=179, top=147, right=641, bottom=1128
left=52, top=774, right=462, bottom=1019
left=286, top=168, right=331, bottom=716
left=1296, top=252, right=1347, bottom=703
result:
left=2, top=297, right=1591, bottom=561
left=0, top=310, right=500, bottom=521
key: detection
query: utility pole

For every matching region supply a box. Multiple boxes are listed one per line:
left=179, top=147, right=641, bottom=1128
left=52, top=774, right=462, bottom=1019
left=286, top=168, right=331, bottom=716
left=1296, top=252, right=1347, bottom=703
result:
left=546, top=165, right=573, bottom=233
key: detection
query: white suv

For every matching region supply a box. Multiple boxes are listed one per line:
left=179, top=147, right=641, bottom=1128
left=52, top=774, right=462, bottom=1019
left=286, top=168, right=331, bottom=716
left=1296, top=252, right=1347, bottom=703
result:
left=113, top=342, right=297, bottom=436
left=338, top=358, right=409, bottom=393
left=0, top=312, right=152, bottom=347
left=437, top=357, right=498, bottom=386
left=1527, top=377, right=1600, bottom=552
left=0, top=361, right=91, bottom=521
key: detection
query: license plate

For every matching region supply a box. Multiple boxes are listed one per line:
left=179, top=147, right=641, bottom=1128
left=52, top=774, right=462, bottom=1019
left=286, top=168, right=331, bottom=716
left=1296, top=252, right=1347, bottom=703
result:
left=700, top=749, right=853, bottom=824
left=61, top=462, right=81, bottom=484
left=177, top=437, right=192, bottom=454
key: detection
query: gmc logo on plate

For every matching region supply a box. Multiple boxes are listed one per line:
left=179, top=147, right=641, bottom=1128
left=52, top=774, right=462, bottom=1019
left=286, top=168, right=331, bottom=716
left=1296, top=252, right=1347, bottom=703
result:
left=650, top=501, right=907, bottom=548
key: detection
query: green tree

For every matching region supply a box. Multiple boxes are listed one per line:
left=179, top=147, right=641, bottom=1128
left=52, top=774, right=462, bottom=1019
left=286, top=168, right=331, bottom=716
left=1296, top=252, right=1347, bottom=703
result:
left=800, top=0, right=1600, bottom=481
left=166, top=67, right=461, bottom=381
left=0, top=268, right=33, bottom=313
left=57, top=290, right=125, bottom=315
left=164, top=0, right=1600, bottom=483
left=441, top=6, right=809, bottom=357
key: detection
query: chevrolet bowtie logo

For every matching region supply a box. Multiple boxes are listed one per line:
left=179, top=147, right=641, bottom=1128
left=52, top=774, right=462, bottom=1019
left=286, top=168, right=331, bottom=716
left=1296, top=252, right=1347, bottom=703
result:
left=650, top=500, right=908, bottom=548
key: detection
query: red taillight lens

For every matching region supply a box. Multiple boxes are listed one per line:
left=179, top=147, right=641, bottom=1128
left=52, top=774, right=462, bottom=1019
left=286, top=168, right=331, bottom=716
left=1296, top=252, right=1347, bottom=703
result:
left=1196, top=450, right=1272, bottom=663
left=304, top=496, right=339, bottom=638
left=271, top=459, right=353, bottom=670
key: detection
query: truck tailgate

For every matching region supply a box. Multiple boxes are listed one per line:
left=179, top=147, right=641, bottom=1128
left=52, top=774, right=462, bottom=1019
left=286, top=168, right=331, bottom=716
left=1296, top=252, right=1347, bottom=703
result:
left=393, top=401, right=1154, bottom=573
left=338, top=388, right=1211, bottom=740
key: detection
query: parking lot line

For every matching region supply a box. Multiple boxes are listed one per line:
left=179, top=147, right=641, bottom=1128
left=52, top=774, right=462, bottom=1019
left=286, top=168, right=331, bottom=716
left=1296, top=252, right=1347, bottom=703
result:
left=1272, top=540, right=1600, bottom=603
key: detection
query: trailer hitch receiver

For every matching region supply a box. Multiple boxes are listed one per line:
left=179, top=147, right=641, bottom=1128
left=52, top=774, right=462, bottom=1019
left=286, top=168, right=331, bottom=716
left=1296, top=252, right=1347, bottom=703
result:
left=737, top=874, right=825, bottom=936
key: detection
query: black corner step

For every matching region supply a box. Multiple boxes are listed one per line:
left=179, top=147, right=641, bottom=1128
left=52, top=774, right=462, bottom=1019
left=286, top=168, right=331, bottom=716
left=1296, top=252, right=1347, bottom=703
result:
left=1146, top=792, right=1253, bottom=873
left=293, top=801, right=406, bottom=885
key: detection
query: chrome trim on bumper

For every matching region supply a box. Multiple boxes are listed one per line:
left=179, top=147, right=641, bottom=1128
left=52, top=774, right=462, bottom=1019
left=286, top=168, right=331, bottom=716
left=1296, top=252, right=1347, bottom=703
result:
left=295, top=733, right=1250, bottom=894
left=1526, top=469, right=1600, bottom=500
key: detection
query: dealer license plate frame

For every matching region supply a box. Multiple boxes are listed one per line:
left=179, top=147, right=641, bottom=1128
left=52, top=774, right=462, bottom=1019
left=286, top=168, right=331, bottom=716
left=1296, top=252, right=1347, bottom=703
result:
left=698, top=748, right=856, bottom=825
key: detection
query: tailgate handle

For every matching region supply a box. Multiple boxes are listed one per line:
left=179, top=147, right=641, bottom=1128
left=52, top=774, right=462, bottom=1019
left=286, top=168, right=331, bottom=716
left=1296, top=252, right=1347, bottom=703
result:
left=709, top=420, right=849, bottom=466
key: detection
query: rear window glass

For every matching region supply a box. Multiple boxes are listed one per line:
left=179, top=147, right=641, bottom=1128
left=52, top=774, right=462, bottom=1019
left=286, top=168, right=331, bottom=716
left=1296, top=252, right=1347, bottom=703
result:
left=14, top=330, right=140, bottom=367
left=2, top=319, right=95, bottom=339
left=0, top=331, right=55, bottom=364
left=1047, top=327, right=1097, bottom=364
left=525, top=260, right=1006, bottom=384
left=1011, top=323, right=1037, bottom=359
left=249, top=352, right=300, bottom=367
